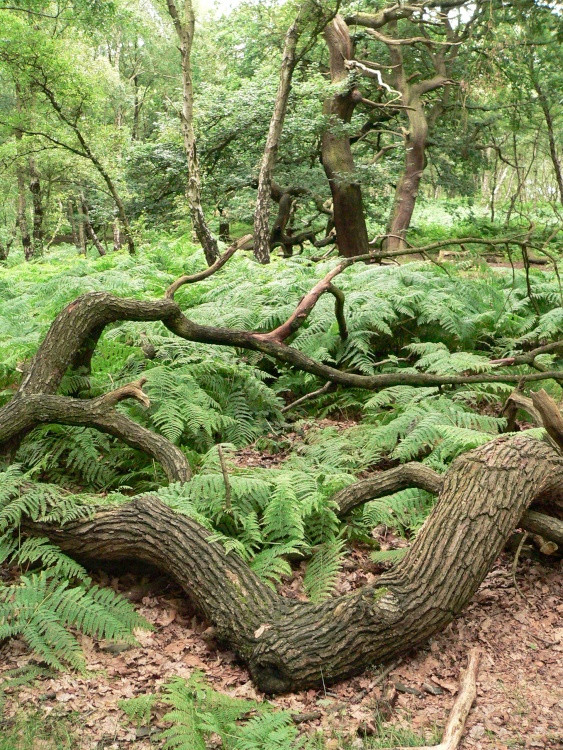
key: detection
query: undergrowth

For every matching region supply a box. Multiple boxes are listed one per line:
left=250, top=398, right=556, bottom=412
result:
left=1, top=240, right=561, bottom=700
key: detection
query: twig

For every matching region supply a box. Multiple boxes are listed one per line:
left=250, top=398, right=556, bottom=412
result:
left=391, top=648, right=481, bottom=750
left=282, top=381, right=334, bottom=413
left=217, top=445, right=232, bottom=512
left=373, top=657, right=402, bottom=686
left=511, top=531, right=530, bottom=602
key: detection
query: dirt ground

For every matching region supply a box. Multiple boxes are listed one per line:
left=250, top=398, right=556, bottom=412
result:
left=1, top=548, right=561, bottom=750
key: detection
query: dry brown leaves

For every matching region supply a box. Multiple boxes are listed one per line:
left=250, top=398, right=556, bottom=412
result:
left=0, top=554, right=561, bottom=749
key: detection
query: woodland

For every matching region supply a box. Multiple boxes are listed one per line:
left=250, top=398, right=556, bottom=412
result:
left=0, top=0, right=563, bottom=748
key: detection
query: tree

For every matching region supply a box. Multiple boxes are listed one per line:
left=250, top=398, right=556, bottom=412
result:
left=165, top=0, right=219, bottom=265
left=253, top=0, right=335, bottom=264
left=0, top=11, right=136, bottom=254
left=2, top=242, right=562, bottom=693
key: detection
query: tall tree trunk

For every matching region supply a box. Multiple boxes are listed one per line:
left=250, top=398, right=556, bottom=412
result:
left=166, top=0, right=219, bottom=266
left=76, top=199, right=87, bottom=255
left=253, top=16, right=301, bottom=264
left=28, top=157, right=44, bottom=255
left=529, top=64, right=563, bottom=206
left=321, top=18, right=370, bottom=259
left=67, top=199, right=80, bottom=250
left=386, top=99, right=427, bottom=252
left=132, top=73, right=141, bottom=141
left=16, top=157, right=33, bottom=261
left=14, top=86, right=33, bottom=261
left=113, top=218, right=122, bottom=252
left=80, top=194, right=106, bottom=257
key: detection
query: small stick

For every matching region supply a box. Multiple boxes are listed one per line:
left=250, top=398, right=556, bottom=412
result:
left=512, top=531, right=530, bottom=602
left=390, top=648, right=481, bottom=750
left=217, top=445, right=232, bottom=512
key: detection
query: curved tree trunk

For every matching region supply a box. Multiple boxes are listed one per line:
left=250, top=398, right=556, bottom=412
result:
left=253, top=16, right=301, bottom=265
left=26, top=435, right=563, bottom=694
left=386, top=99, right=427, bottom=253
left=3, top=254, right=563, bottom=693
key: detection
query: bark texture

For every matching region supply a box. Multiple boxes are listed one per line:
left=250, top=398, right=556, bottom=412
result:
left=27, top=435, right=563, bottom=693
left=253, top=17, right=301, bottom=264
left=321, top=17, right=370, bottom=258
left=167, top=0, right=219, bottom=266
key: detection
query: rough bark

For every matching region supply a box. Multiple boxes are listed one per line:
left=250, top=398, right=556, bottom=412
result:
left=28, top=157, right=44, bottom=255
left=166, top=0, right=219, bottom=266
left=15, top=157, right=33, bottom=261
left=253, top=16, right=301, bottom=264
left=25, top=435, right=563, bottom=693
left=386, top=97, right=428, bottom=252
left=321, top=17, right=370, bottom=258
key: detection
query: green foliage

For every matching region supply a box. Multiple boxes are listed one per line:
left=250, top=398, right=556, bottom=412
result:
left=303, top=537, right=346, bottom=603
left=0, top=572, right=148, bottom=670
left=120, top=671, right=307, bottom=750
left=0, top=466, right=151, bottom=671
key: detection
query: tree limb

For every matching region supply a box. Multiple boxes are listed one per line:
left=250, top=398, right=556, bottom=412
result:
left=165, top=234, right=252, bottom=299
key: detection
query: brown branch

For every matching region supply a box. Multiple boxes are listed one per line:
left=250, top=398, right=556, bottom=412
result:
left=393, top=648, right=480, bottom=750
left=256, top=262, right=347, bottom=343
left=165, top=234, right=252, bottom=299
left=326, top=283, right=348, bottom=340
left=530, top=389, right=563, bottom=453
left=0, top=384, right=190, bottom=482
left=520, top=510, right=563, bottom=548
left=100, top=377, right=150, bottom=409
left=281, top=381, right=334, bottom=413
left=491, top=340, right=563, bottom=369
left=333, top=463, right=443, bottom=516
left=366, top=27, right=462, bottom=47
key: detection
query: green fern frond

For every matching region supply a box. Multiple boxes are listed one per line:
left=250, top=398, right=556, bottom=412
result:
left=303, top=537, right=346, bottom=602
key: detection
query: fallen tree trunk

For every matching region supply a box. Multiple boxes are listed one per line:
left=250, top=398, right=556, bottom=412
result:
left=26, top=434, right=563, bottom=694
left=5, top=249, right=563, bottom=694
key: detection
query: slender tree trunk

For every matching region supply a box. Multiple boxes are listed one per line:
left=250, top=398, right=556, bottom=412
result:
left=80, top=195, right=106, bottom=257
left=166, top=0, right=218, bottom=266
left=28, top=157, right=44, bottom=255
left=67, top=199, right=80, bottom=250
left=14, top=86, right=33, bottom=261
left=253, top=17, right=301, bottom=264
left=113, top=218, right=122, bottom=252
left=76, top=200, right=87, bottom=255
left=386, top=100, right=427, bottom=252
left=530, top=68, right=563, bottom=206
left=16, top=157, right=33, bottom=261
left=321, top=18, right=370, bottom=259
left=132, top=73, right=141, bottom=141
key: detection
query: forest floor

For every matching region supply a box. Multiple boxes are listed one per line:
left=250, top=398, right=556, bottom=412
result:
left=1, top=545, right=561, bottom=749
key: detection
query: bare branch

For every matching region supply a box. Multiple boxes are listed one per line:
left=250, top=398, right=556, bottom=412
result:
left=165, top=234, right=252, bottom=299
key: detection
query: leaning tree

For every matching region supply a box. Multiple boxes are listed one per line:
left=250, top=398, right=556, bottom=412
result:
left=2, top=239, right=563, bottom=694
